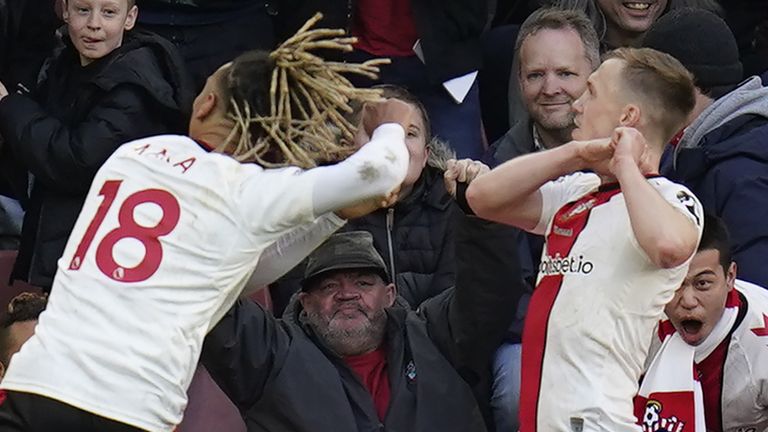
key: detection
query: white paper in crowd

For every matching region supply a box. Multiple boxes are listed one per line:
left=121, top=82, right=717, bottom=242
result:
left=412, top=39, right=477, bottom=105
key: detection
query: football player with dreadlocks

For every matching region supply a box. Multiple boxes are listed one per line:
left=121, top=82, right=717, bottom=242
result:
left=0, top=14, right=411, bottom=432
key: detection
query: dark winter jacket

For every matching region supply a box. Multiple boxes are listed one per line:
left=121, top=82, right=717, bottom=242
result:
left=662, top=76, right=768, bottom=287
left=201, top=212, right=523, bottom=432
left=0, top=0, right=59, bottom=89
left=346, top=166, right=458, bottom=308
left=277, top=0, right=489, bottom=84
left=0, top=29, right=193, bottom=289
left=483, top=118, right=541, bottom=343
left=485, top=117, right=536, bottom=165
left=271, top=164, right=459, bottom=315
left=138, top=0, right=270, bottom=12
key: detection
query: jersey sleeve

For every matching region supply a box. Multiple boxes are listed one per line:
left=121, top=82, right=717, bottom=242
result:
left=654, top=180, right=705, bottom=237
left=242, top=212, right=347, bottom=291
left=532, top=172, right=600, bottom=235
left=236, top=165, right=319, bottom=236
left=234, top=123, right=409, bottom=238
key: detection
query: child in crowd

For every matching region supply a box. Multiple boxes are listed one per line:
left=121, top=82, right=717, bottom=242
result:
left=0, top=0, right=192, bottom=291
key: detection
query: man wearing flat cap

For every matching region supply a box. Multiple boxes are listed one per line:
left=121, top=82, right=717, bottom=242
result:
left=643, top=7, right=768, bottom=288
left=200, top=177, right=524, bottom=432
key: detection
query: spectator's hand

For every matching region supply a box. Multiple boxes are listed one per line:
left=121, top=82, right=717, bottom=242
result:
left=609, top=127, right=652, bottom=175
left=444, top=158, right=489, bottom=198
left=361, top=99, right=415, bottom=138
left=334, top=185, right=401, bottom=220
left=0, top=81, right=8, bottom=102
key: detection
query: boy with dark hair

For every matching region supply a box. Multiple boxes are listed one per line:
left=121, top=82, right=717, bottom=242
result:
left=637, top=214, right=768, bottom=431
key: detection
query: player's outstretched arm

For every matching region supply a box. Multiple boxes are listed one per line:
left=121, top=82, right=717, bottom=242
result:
left=307, top=99, right=412, bottom=217
left=611, top=127, right=700, bottom=269
left=466, top=138, right=611, bottom=230
left=242, top=213, right=346, bottom=293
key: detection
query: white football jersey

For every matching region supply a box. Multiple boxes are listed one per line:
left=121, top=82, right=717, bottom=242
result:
left=0, top=131, right=405, bottom=432
left=519, top=172, right=704, bottom=432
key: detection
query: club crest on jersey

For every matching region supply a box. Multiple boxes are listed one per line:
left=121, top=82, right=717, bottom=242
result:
left=641, top=400, right=688, bottom=432
left=675, top=191, right=701, bottom=227
left=558, top=198, right=597, bottom=223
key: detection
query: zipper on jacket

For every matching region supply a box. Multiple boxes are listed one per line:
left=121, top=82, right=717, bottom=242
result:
left=386, top=208, right=396, bottom=284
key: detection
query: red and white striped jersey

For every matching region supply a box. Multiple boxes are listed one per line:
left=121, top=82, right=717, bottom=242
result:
left=519, top=172, right=704, bottom=432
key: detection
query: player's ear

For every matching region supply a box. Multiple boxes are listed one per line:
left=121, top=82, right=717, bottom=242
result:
left=725, top=261, right=737, bottom=291
left=193, top=92, right=218, bottom=122
left=619, top=104, right=641, bottom=128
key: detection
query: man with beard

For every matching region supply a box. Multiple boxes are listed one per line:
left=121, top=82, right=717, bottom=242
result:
left=200, top=161, right=524, bottom=432
left=485, top=9, right=599, bottom=430
left=636, top=214, right=768, bottom=431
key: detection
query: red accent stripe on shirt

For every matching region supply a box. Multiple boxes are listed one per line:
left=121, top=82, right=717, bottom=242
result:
left=519, top=189, right=620, bottom=432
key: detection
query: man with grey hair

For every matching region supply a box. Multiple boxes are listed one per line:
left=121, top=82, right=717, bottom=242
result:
left=487, top=8, right=599, bottom=431
left=491, top=7, right=600, bottom=162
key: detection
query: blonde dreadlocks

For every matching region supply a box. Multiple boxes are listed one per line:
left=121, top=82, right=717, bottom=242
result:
left=219, top=13, right=390, bottom=168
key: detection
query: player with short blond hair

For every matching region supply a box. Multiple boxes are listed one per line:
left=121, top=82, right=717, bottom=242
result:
left=468, top=47, right=704, bottom=431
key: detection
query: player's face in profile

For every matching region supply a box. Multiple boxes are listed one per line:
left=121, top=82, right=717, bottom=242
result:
left=519, top=28, right=592, bottom=133
left=664, top=249, right=736, bottom=346
left=300, top=270, right=395, bottom=354
left=571, top=59, right=625, bottom=141
left=596, top=0, right=668, bottom=35
left=64, top=0, right=138, bottom=66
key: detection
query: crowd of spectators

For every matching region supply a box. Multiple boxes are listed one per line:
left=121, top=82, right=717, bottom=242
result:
left=0, top=0, right=766, bottom=431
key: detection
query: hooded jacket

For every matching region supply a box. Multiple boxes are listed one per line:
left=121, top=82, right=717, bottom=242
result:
left=345, top=164, right=458, bottom=309
left=0, top=29, right=193, bottom=289
left=663, top=76, right=768, bottom=287
left=201, top=212, right=524, bottom=432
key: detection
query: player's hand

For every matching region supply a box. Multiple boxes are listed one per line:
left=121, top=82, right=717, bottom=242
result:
left=444, top=158, right=489, bottom=198
left=361, top=99, right=414, bottom=138
left=334, top=186, right=401, bottom=219
left=572, top=137, right=614, bottom=171
left=609, top=127, right=651, bottom=175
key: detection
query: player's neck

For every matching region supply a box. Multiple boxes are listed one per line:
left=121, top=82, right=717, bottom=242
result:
left=192, top=119, right=239, bottom=152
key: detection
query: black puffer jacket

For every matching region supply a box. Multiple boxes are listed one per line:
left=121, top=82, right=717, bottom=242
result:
left=0, top=29, right=193, bottom=289
left=202, top=212, right=523, bottom=432
left=347, top=165, right=457, bottom=308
